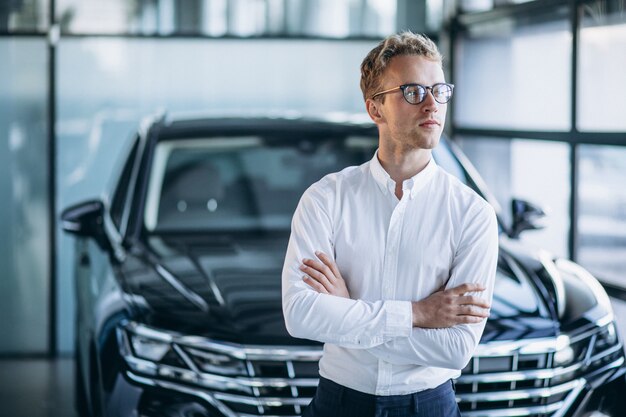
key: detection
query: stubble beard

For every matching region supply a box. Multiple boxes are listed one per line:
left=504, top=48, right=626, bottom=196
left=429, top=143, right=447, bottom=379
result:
left=406, top=128, right=441, bottom=151
left=383, top=122, right=442, bottom=153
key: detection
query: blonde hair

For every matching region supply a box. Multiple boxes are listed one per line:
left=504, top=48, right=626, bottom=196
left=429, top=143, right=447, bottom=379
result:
left=360, top=31, right=443, bottom=101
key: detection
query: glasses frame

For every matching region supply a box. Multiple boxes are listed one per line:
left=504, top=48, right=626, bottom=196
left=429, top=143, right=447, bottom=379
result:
left=370, top=83, right=455, bottom=105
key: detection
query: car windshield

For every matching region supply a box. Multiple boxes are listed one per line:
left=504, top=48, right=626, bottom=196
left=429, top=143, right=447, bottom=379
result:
left=144, top=135, right=471, bottom=232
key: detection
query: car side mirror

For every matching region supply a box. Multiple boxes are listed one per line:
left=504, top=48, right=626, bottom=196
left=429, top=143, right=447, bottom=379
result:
left=509, top=198, right=546, bottom=239
left=61, top=199, right=110, bottom=250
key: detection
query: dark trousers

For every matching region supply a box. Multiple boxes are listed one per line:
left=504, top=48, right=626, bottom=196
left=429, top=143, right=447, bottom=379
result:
left=303, top=376, right=461, bottom=417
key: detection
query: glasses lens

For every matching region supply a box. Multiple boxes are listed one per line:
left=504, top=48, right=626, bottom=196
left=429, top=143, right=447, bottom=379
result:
left=432, top=84, right=453, bottom=103
left=403, top=85, right=427, bottom=104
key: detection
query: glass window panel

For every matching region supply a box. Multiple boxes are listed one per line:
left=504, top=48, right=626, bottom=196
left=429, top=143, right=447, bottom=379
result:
left=55, top=37, right=376, bottom=352
left=458, top=137, right=570, bottom=258
left=56, top=38, right=374, bottom=117
left=0, top=39, right=49, bottom=353
left=454, top=11, right=572, bottom=130
left=55, top=0, right=399, bottom=37
left=425, top=0, right=444, bottom=32
left=578, top=145, right=626, bottom=288
left=459, top=0, right=493, bottom=13
left=0, top=0, right=48, bottom=32
left=57, top=0, right=133, bottom=34
left=578, top=0, right=626, bottom=131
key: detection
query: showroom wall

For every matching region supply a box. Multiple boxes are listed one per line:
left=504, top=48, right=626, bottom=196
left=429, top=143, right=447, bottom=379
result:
left=0, top=38, right=50, bottom=354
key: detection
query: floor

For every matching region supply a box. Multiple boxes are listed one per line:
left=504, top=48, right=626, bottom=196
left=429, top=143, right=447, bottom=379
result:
left=1, top=297, right=625, bottom=417
left=0, top=356, right=77, bottom=417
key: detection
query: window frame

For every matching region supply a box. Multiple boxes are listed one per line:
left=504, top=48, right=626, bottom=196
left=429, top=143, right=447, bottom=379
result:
left=449, top=0, right=626, bottom=292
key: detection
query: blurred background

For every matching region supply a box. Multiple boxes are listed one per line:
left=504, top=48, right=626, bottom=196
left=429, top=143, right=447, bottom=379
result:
left=1, top=0, right=625, bottom=414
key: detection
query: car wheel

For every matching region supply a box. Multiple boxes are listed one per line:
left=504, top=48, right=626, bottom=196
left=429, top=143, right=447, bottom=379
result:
left=89, top=343, right=104, bottom=417
left=74, top=345, right=90, bottom=417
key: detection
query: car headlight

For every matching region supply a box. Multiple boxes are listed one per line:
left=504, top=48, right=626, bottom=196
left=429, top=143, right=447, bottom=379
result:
left=550, top=321, right=622, bottom=389
left=118, top=321, right=249, bottom=379
left=131, top=334, right=171, bottom=362
left=594, top=322, right=619, bottom=352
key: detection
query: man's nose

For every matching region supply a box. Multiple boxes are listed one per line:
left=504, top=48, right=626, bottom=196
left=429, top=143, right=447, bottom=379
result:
left=421, top=90, right=438, bottom=113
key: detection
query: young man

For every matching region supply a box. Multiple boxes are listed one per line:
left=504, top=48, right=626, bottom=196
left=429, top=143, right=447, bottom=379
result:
left=282, top=32, right=498, bottom=417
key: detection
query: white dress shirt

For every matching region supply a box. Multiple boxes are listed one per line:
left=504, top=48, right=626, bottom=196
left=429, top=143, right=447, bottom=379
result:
left=282, top=150, right=499, bottom=395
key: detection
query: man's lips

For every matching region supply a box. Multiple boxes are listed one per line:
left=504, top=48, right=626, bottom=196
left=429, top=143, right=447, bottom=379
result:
left=418, top=119, right=440, bottom=126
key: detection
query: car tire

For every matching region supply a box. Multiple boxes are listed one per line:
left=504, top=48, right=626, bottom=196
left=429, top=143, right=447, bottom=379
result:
left=89, top=343, right=104, bottom=417
left=74, top=345, right=90, bottom=417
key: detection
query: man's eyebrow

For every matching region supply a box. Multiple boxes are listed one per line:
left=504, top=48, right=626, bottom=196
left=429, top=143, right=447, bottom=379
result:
left=402, top=81, right=446, bottom=85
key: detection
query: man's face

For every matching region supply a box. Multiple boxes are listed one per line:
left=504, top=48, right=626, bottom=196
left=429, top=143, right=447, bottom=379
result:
left=371, top=54, right=448, bottom=151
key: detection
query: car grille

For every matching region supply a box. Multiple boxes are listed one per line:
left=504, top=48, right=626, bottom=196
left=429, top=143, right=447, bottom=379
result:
left=118, top=319, right=624, bottom=417
left=455, top=322, right=624, bottom=416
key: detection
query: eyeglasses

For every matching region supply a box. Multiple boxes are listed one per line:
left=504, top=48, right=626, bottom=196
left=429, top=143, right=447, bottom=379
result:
left=370, top=83, right=454, bottom=105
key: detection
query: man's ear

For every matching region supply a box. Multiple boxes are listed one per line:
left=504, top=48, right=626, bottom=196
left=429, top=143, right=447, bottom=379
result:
left=366, top=99, right=385, bottom=124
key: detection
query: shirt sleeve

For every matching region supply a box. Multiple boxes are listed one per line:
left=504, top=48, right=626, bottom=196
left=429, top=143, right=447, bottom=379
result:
left=282, top=182, right=413, bottom=350
left=366, top=204, right=499, bottom=369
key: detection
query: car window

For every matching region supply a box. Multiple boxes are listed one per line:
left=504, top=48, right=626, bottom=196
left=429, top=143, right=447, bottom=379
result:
left=111, top=137, right=139, bottom=230
left=143, top=135, right=474, bottom=233
left=144, top=136, right=378, bottom=232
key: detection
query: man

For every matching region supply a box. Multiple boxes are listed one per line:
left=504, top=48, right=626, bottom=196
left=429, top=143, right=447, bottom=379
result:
left=282, top=32, right=498, bottom=417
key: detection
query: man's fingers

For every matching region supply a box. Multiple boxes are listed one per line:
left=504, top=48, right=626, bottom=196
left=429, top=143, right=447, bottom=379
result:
left=458, top=295, right=490, bottom=309
left=303, top=276, right=329, bottom=294
left=448, top=283, right=486, bottom=295
left=315, top=251, right=342, bottom=279
left=459, top=305, right=490, bottom=318
left=303, top=258, right=335, bottom=281
left=300, top=264, right=332, bottom=288
left=456, top=315, right=486, bottom=324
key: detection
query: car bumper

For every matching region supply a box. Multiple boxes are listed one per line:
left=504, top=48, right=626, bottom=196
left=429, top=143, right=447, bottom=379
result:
left=102, top=360, right=626, bottom=417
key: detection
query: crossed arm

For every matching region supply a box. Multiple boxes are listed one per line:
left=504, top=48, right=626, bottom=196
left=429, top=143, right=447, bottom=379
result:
left=282, top=188, right=498, bottom=370
left=301, top=251, right=491, bottom=329
left=299, top=252, right=494, bottom=369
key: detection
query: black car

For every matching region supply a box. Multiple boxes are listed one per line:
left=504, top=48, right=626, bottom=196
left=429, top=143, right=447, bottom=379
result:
left=62, top=114, right=626, bottom=417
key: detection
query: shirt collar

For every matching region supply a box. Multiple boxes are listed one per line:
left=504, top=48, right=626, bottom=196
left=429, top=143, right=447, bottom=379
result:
left=369, top=149, right=438, bottom=199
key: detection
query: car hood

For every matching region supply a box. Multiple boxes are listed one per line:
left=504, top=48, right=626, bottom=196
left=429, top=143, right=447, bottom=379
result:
left=120, top=233, right=557, bottom=345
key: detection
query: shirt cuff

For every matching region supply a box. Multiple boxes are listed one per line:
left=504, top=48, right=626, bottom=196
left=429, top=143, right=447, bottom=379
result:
left=383, top=300, right=412, bottom=338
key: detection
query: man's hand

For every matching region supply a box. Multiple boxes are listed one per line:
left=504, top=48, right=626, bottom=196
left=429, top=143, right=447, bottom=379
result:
left=300, top=251, right=350, bottom=298
left=412, top=283, right=490, bottom=328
